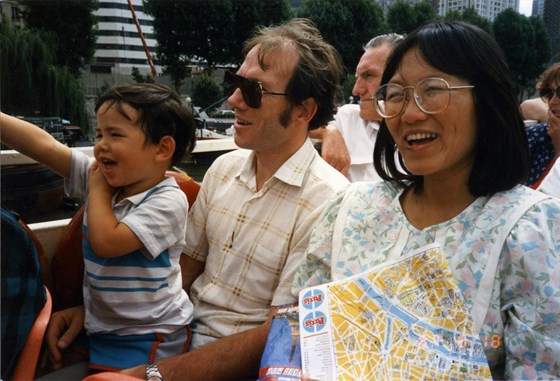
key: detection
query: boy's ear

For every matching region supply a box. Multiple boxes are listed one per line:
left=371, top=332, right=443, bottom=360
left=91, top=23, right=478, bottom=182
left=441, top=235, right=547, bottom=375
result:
left=155, top=135, right=176, bottom=163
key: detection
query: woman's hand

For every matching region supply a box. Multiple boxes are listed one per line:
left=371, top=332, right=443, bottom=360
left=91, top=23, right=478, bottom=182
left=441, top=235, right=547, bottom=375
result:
left=548, top=108, right=560, bottom=156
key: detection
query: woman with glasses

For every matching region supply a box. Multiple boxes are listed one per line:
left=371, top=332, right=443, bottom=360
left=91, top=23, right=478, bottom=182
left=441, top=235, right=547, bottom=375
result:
left=526, top=63, right=560, bottom=190
left=293, top=21, right=560, bottom=380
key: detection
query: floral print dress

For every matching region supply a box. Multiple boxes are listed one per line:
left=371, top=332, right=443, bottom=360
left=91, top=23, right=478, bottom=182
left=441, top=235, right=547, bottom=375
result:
left=293, top=182, right=560, bottom=380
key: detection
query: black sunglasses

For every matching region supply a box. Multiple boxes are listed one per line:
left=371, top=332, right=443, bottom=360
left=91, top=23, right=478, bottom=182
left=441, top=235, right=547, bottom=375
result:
left=541, top=87, right=560, bottom=103
left=224, top=71, right=289, bottom=108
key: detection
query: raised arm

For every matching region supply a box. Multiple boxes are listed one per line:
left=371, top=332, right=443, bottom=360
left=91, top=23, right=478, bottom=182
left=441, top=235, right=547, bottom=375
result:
left=0, top=113, right=72, bottom=178
left=309, top=125, right=350, bottom=176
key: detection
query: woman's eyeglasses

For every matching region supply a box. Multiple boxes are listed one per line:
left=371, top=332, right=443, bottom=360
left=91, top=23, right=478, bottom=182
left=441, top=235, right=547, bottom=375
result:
left=374, top=77, right=475, bottom=119
left=224, top=71, right=289, bottom=108
left=541, top=87, right=560, bottom=103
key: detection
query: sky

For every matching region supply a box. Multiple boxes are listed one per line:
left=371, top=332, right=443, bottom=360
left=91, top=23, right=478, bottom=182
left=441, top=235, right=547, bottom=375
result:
left=519, top=0, right=533, bottom=16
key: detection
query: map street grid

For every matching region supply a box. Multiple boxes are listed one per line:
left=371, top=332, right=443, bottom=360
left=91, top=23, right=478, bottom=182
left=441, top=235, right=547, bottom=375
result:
left=299, top=243, right=492, bottom=381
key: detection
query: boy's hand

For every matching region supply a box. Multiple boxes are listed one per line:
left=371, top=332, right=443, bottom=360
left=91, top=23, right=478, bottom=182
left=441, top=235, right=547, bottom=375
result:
left=43, top=305, right=86, bottom=370
left=88, top=161, right=116, bottom=196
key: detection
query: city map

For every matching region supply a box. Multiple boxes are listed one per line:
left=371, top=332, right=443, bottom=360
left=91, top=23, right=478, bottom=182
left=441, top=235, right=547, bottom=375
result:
left=298, top=243, right=492, bottom=381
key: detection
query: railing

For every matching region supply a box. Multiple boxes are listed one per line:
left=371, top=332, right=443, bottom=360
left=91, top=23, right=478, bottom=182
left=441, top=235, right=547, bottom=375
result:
left=0, top=138, right=238, bottom=166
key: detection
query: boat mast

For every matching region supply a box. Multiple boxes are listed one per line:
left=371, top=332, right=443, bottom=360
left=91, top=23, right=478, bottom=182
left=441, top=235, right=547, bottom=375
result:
left=127, top=0, right=157, bottom=76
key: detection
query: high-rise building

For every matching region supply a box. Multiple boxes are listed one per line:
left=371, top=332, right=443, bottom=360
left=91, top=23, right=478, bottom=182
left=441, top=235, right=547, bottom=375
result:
left=532, top=0, right=545, bottom=16
left=537, top=0, right=560, bottom=62
left=0, top=0, right=25, bottom=29
left=375, top=0, right=520, bottom=21
left=90, top=0, right=159, bottom=76
left=436, top=0, right=519, bottom=21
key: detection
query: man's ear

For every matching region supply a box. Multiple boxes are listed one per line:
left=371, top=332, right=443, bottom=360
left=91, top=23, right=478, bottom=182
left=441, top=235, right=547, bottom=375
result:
left=155, top=135, right=176, bottom=163
left=294, top=98, right=318, bottom=125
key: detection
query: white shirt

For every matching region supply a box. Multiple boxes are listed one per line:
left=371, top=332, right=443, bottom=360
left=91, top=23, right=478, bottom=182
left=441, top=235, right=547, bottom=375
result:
left=330, top=103, right=380, bottom=182
left=538, top=158, right=560, bottom=198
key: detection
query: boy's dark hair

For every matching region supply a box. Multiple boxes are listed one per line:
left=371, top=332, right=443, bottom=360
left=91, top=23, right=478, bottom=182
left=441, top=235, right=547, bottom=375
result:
left=95, top=83, right=196, bottom=166
left=374, top=21, right=529, bottom=196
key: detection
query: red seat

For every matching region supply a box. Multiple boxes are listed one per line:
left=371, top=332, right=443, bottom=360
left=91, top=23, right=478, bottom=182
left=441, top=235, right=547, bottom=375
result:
left=11, top=287, right=52, bottom=381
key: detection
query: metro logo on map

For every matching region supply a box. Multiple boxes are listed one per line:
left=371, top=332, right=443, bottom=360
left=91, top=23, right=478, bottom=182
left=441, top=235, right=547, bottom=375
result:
left=301, top=289, right=324, bottom=308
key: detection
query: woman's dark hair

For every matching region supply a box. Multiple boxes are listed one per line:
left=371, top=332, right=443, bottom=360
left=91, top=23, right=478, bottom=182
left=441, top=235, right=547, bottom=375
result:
left=95, top=83, right=196, bottom=166
left=373, top=21, right=529, bottom=196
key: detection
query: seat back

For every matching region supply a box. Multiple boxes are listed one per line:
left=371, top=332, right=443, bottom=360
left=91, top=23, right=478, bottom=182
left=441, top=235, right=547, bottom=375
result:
left=165, top=169, right=200, bottom=207
left=11, top=287, right=52, bottom=381
left=51, top=205, right=85, bottom=312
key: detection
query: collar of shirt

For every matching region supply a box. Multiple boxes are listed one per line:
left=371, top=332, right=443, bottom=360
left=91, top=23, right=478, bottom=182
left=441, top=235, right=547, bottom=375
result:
left=113, top=176, right=178, bottom=207
left=237, top=138, right=317, bottom=188
left=366, top=120, right=380, bottom=132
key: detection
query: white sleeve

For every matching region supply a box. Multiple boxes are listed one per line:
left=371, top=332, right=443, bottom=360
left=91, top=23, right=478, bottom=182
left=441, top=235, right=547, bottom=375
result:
left=537, top=158, right=560, bottom=198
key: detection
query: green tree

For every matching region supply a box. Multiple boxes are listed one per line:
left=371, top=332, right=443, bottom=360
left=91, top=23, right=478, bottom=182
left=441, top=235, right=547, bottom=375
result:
left=459, top=7, right=491, bottom=33
left=259, top=0, right=294, bottom=26
left=230, top=0, right=267, bottom=65
left=144, top=0, right=292, bottom=91
left=493, top=9, right=548, bottom=98
left=413, top=1, right=438, bottom=27
left=340, top=74, right=357, bottom=104
left=193, top=73, right=223, bottom=111
left=131, top=66, right=155, bottom=83
left=229, top=0, right=293, bottom=64
left=298, top=0, right=384, bottom=74
left=444, top=9, right=462, bottom=21
left=387, top=0, right=417, bottom=35
left=145, top=0, right=235, bottom=69
left=20, top=0, right=98, bottom=76
left=0, top=21, right=88, bottom=128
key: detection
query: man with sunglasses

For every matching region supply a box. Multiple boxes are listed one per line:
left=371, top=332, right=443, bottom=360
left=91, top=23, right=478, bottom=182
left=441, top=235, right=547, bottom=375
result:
left=310, top=33, right=403, bottom=182
left=119, top=18, right=349, bottom=381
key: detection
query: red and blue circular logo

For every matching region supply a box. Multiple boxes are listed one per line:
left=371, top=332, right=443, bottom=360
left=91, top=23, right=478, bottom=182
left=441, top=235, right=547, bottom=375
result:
left=301, top=289, right=325, bottom=309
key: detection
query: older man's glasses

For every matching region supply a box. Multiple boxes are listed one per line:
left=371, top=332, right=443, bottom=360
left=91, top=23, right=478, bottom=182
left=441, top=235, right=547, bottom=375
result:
left=224, top=71, right=289, bottom=108
left=541, top=87, right=560, bottom=103
left=374, top=77, right=475, bottom=119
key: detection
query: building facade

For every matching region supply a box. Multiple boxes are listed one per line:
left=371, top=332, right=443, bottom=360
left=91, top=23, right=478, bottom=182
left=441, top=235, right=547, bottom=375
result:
left=374, top=0, right=520, bottom=21
left=436, top=0, right=519, bottom=20
left=91, top=0, right=159, bottom=76
left=0, top=0, right=25, bottom=29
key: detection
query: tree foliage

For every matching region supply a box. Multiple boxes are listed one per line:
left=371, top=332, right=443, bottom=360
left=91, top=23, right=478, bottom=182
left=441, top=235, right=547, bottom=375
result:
left=387, top=0, right=418, bottom=34
left=131, top=67, right=155, bottom=83
left=456, top=7, right=491, bottom=33
left=1, top=21, right=88, bottom=128
left=144, top=0, right=292, bottom=91
left=20, top=0, right=98, bottom=76
left=493, top=9, right=549, bottom=98
left=144, top=0, right=234, bottom=70
left=230, top=0, right=294, bottom=64
left=297, top=0, right=384, bottom=74
left=193, top=73, right=223, bottom=111
left=413, top=1, right=438, bottom=27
